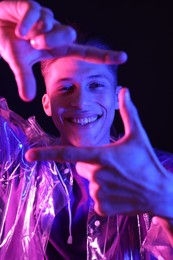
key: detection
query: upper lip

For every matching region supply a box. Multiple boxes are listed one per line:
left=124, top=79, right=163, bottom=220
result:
left=65, top=111, right=102, bottom=119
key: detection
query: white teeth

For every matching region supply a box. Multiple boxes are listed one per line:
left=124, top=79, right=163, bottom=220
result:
left=70, top=116, right=98, bottom=125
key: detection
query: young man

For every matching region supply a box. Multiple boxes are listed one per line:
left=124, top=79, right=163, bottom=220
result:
left=0, top=1, right=173, bottom=259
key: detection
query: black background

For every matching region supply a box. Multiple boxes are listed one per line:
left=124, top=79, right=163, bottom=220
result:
left=0, top=0, right=173, bottom=152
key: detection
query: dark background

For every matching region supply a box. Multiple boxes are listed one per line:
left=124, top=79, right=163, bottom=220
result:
left=0, top=0, right=173, bottom=152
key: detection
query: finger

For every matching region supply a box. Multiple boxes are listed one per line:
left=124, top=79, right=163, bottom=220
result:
left=0, top=1, right=55, bottom=38
left=30, top=23, right=77, bottom=49
left=15, top=1, right=42, bottom=37
left=36, top=7, right=54, bottom=32
left=118, top=88, right=142, bottom=135
left=30, top=22, right=127, bottom=65
left=20, top=7, right=55, bottom=39
left=118, top=88, right=154, bottom=149
left=76, top=162, right=96, bottom=181
left=15, top=68, right=36, bottom=102
left=93, top=190, right=143, bottom=216
left=32, top=41, right=127, bottom=64
left=25, top=145, right=103, bottom=163
left=94, top=201, right=138, bottom=216
left=9, top=61, right=36, bottom=101
left=64, top=44, right=128, bottom=64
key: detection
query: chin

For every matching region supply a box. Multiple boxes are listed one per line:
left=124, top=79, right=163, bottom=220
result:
left=70, top=139, right=97, bottom=147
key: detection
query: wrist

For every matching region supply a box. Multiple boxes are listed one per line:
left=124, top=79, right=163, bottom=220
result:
left=151, top=170, right=173, bottom=218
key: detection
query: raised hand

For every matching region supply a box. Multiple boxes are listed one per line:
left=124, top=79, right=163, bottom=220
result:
left=25, top=88, right=173, bottom=218
left=0, top=0, right=127, bottom=101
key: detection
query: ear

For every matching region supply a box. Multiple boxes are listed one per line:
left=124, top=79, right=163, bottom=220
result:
left=114, top=85, right=122, bottom=110
left=42, top=94, right=52, bottom=116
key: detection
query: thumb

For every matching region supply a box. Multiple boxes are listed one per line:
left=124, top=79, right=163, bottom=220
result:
left=10, top=62, right=36, bottom=101
left=118, top=87, right=139, bottom=136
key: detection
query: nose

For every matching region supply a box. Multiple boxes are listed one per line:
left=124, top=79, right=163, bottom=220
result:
left=70, top=88, right=91, bottom=109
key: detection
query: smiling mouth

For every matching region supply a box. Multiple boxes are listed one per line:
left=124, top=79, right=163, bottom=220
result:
left=67, top=115, right=101, bottom=126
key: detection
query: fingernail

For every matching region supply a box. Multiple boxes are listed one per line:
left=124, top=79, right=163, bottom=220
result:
left=30, top=38, right=39, bottom=49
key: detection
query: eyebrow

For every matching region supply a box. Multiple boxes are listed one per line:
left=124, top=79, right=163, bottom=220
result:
left=87, top=74, right=109, bottom=79
left=84, top=74, right=113, bottom=83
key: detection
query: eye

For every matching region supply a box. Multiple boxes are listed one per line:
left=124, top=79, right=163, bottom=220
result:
left=58, top=84, right=74, bottom=93
left=89, top=82, right=104, bottom=89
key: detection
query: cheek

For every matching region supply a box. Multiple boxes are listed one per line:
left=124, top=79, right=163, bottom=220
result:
left=100, top=95, right=116, bottom=125
left=50, top=95, right=65, bottom=107
left=51, top=110, right=64, bottom=132
left=51, top=104, right=63, bottom=119
left=101, top=94, right=116, bottom=111
left=50, top=100, right=63, bottom=122
left=50, top=94, right=68, bottom=114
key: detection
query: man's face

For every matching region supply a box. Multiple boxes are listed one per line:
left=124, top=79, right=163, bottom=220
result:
left=42, top=57, right=118, bottom=147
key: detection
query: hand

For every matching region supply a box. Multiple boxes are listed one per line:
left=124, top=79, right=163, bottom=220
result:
left=0, top=0, right=127, bottom=101
left=26, top=88, right=173, bottom=217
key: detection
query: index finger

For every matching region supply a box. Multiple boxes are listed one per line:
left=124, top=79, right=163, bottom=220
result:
left=25, top=145, right=103, bottom=163
left=49, top=44, right=128, bottom=64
